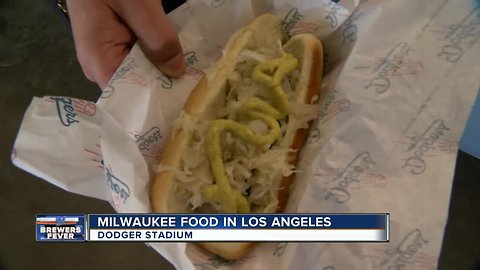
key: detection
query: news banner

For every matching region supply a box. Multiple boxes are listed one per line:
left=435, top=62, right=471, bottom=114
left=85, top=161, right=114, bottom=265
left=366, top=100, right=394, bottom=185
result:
left=36, top=214, right=389, bottom=242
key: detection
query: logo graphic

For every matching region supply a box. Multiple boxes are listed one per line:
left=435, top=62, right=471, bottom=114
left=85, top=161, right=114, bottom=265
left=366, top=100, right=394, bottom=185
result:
left=130, top=127, right=163, bottom=162
left=282, top=8, right=304, bottom=36
left=318, top=98, right=351, bottom=123
left=115, top=71, right=147, bottom=87
left=325, top=1, right=341, bottom=28
left=101, top=57, right=143, bottom=97
left=272, top=242, right=288, bottom=257
left=398, top=119, right=451, bottom=175
left=184, top=51, right=203, bottom=81
left=320, top=152, right=378, bottom=204
left=341, top=10, right=362, bottom=45
left=308, top=128, right=321, bottom=144
left=308, top=90, right=351, bottom=144
left=157, top=51, right=204, bottom=89
left=156, top=73, right=173, bottom=89
left=433, top=8, right=480, bottom=63
left=364, top=229, right=436, bottom=269
left=101, top=85, right=115, bottom=98
left=315, top=167, right=387, bottom=191
left=106, top=167, right=131, bottom=207
left=72, top=99, right=97, bottom=116
left=361, top=42, right=421, bottom=94
left=56, top=216, right=66, bottom=226
left=36, top=214, right=85, bottom=242
left=85, top=142, right=131, bottom=209
left=83, top=137, right=105, bottom=171
left=110, top=57, right=138, bottom=84
left=49, top=97, right=80, bottom=127
left=46, top=97, right=97, bottom=126
left=282, top=8, right=319, bottom=36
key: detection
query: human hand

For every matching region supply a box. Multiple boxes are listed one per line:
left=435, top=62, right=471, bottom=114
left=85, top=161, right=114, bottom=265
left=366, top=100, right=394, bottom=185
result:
left=67, top=0, right=186, bottom=89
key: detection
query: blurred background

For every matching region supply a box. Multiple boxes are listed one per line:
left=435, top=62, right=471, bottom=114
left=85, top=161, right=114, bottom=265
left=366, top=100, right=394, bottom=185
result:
left=0, top=0, right=478, bottom=269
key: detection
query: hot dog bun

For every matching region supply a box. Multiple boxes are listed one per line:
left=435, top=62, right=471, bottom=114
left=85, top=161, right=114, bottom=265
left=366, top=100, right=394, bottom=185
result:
left=150, top=14, right=323, bottom=260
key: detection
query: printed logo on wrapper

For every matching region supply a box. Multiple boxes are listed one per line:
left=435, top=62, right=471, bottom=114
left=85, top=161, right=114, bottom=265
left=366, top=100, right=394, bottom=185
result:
left=120, top=71, right=147, bottom=87
left=105, top=166, right=130, bottom=209
left=318, top=94, right=351, bottom=123
left=435, top=8, right=480, bottom=63
left=308, top=128, right=321, bottom=144
left=85, top=141, right=132, bottom=210
left=156, top=51, right=203, bottom=89
left=315, top=166, right=387, bottom=193
left=83, top=139, right=105, bottom=171
left=362, top=42, right=424, bottom=94
left=341, top=10, right=362, bottom=45
left=109, top=57, right=139, bottom=84
left=101, top=57, right=144, bottom=98
left=398, top=119, right=452, bottom=175
left=365, top=229, right=436, bottom=269
left=129, top=127, right=163, bottom=162
left=318, top=152, right=379, bottom=204
left=325, top=1, right=342, bottom=28
left=282, top=8, right=319, bottom=36
left=73, top=99, right=97, bottom=116
left=49, top=97, right=78, bottom=126
left=308, top=89, right=351, bottom=144
left=184, top=51, right=204, bottom=81
left=46, top=97, right=96, bottom=126
left=156, top=73, right=173, bottom=89
left=282, top=8, right=303, bottom=35
left=100, top=86, right=115, bottom=98
left=324, top=1, right=353, bottom=30
left=272, top=242, right=288, bottom=257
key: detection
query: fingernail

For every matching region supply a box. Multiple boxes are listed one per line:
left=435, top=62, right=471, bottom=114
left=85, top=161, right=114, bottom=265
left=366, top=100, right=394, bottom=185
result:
left=161, top=52, right=186, bottom=78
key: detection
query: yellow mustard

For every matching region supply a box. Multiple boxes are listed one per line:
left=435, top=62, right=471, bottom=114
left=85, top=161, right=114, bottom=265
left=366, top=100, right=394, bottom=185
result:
left=202, top=53, right=298, bottom=213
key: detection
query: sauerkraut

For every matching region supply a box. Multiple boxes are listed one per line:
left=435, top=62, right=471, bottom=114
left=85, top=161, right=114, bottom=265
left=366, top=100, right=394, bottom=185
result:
left=160, top=43, right=319, bottom=214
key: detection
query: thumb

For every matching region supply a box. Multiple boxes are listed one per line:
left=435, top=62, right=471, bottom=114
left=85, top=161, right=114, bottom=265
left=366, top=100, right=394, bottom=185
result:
left=114, top=0, right=186, bottom=77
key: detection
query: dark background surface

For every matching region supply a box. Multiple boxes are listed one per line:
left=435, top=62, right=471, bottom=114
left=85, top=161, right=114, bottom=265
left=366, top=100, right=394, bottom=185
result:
left=0, top=0, right=176, bottom=269
left=0, top=0, right=478, bottom=269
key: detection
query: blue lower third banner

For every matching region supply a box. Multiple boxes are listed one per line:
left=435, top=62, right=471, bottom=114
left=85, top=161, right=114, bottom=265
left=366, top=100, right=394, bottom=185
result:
left=36, top=214, right=86, bottom=242
left=87, top=214, right=389, bottom=242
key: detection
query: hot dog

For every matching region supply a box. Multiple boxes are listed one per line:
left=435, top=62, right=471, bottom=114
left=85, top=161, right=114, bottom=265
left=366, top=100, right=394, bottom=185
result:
left=150, top=13, right=324, bottom=260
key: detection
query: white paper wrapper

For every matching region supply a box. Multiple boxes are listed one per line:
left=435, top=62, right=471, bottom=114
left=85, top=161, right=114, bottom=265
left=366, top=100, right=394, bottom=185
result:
left=12, top=0, right=480, bottom=269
